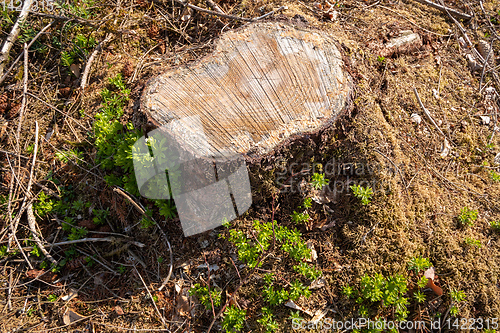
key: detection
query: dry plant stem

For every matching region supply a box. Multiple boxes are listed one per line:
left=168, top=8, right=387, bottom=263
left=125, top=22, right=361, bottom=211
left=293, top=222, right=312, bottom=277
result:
left=413, top=88, right=448, bottom=139
left=0, top=22, right=53, bottom=85
left=8, top=44, right=30, bottom=254
left=171, top=0, right=286, bottom=22
left=113, top=186, right=174, bottom=292
left=81, top=34, right=113, bottom=90
left=133, top=266, right=170, bottom=331
left=378, top=5, right=450, bottom=37
left=26, top=122, right=57, bottom=264
left=24, top=237, right=145, bottom=249
left=206, top=253, right=266, bottom=333
left=205, top=0, right=225, bottom=14
left=480, top=0, right=500, bottom=40
left=203, top=252, right=216, bottom=318
left=443, top=0, right=500, bottom=88
left=112, top=186, right=145, bottom=214
left=412, top=0, right=471, bottom=20
left=0, top=0, right=34, bottom=77
left=479, top=40, right=494, bottom=91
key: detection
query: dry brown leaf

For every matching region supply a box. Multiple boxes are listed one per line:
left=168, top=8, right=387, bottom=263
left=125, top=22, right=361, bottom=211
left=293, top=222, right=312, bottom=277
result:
left=63, top=308, right=84, bottom=325
left=175, top=281, right=192, bottom=317
left=70, top=64, right=80, bottom=78
left=424, top=267, right=443, bottom=296
left=62, top=288, right=79, bottom=301
left=114, top=306, right=124, bottom=315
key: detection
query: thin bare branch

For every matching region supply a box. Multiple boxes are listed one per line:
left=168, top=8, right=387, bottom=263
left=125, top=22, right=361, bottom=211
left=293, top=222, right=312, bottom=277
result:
left=412, top=0, right=471, bottom=20
left=0, top=0, right=34, bottom=77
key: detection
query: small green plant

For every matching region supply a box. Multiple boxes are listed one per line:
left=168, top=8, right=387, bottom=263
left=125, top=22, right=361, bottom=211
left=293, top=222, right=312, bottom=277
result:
left=354, top=273, right=409, bottom=321
left=417, top=275, right=429, bottom=289
left=490, top=170, right=500, bottom=182
left=490, top=220, right=500, bottom=231
left=458, top=207, right=478, bottom=227
left=290, top=211, right=309, bottom=225
left=189, top=283, right=222, bottom=311
left=92, top=208, right=109, bottom=225
left=449, top=289, right=466, bottom=317
left=302, top=197, right=312, bottom=209
left=117, top=265, right=126, bottom=274
left=157, top=256, right=164, bottom=263
left=350, top=184, right=373, bottom=205
left=464, top=237, right=481, bottom=248
left=139, top=208, right=156, bottom=229
left=55, top=149, right=82, bottom=163
left=377, top=55, right=386, bottom=64
left=34, top=192, right=55, bottom=217
left=288, top=310, right=303, bottom=321
left=310, top=173, right=329, bottom=190
left=68, top=227, right=88, bottom=241
left=342, top=285, right=354, bottom=298
left=414, top=290, right=426, bottom=303
left=408, top=256, right=432, bottom=273
left=47, top=294, right=58, bottom=302
left=222, top=305, right=246, bottom=333
left=85, top=256, right=95, bottom=267
left=0, top=245, right=8, bottom=258
left=30, top=245, right=42, bottom=257
left=257, top=307, right=279, bottom=332
left=156, top=200, right=177, bottom=219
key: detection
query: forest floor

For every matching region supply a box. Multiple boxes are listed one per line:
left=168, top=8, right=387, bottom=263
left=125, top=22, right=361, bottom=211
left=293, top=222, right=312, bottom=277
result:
left=1, top=0, right=500, bottom=332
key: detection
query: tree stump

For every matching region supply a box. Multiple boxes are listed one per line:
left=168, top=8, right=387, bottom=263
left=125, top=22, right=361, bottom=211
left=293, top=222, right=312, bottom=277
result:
left=135, top=21, right=353, bottom=236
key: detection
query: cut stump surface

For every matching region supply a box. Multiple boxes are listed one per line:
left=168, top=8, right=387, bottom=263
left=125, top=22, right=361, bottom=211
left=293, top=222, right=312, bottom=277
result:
left=141, top=22, right=352, bottom=158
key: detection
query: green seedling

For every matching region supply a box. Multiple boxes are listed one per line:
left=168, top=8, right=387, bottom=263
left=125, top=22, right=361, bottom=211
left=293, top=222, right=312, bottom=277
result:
left=189, top=283, right=221, bottom=311
left=257, top=307, right=279, bottom=332
left=449, top=289, right=466, bottom=317
left=222, top=305, right=246, bottom=333
left=408, top=256, right=432, bottom=273
left=464, top=237, right=481, bottom=248
left=290, top=211, right=309, bottom=225
left=311, top=172, right=329, bottom=190
left=458, top=207, right=478, bottom=227
left=350, top=184, right=373, bottom=205
left=490, top=220, right=500, bottom=231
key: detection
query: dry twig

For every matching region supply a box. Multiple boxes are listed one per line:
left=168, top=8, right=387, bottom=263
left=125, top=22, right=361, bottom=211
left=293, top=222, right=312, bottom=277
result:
left=0, top=22, right=53, bottom=85
left=413, top=88, right=448, bottom=139
left=412, top=0, right=471, bottom=20
left=26, top=122, right=57, bottom=264
left=0, top=0, right=34, bottom=77
left=81, top=34, right=113, bottom=90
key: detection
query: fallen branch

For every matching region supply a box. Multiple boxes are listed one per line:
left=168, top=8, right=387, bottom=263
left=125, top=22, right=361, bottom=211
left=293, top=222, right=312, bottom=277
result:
left=80, top=34, right=113, bottom=90
left=412, top=0, right=471, bottom=21
left=0, top=21, right=53, bottom=85
left=23, top=237, right=145, bottom=250
left=168, top=0, right=286, bottom=22
left=413, top=88, right=448, bottom=139
left=0, top=0, right=34, bottom=77
left=26, top=122, right=57, bottom=265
